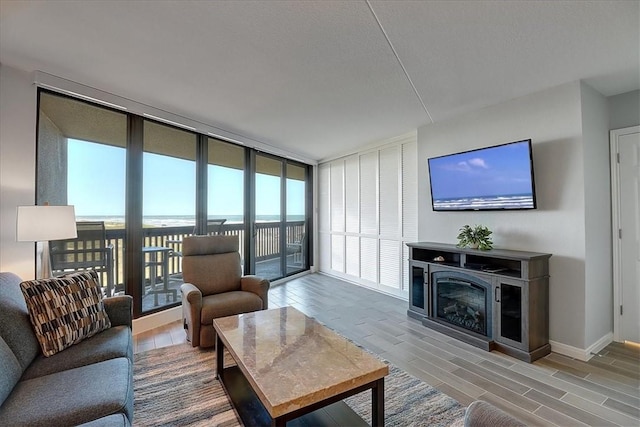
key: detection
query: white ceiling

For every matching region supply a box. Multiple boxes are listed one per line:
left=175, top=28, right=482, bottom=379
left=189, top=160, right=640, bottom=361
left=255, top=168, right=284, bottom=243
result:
left=1, top=1, right=638, bottom=162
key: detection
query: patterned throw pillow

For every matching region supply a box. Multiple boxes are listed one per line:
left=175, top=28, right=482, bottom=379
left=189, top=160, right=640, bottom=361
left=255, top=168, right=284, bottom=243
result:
left=20, top=271, right=111, bottom=357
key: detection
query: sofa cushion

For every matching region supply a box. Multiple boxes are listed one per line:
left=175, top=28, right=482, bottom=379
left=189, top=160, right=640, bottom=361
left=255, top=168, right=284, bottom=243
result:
left=0, top=337, right=22, bottom=407
left=200, top=290, right=263, bottom=324
left=77, top=413, right=131, bottom=427
left=20, top=271, right=111, bottom=357
left=0, top=272, right=40, bottom=371
left=0, top=357, right=133, bottom=427
left=21, top=325, right=132, bottom=380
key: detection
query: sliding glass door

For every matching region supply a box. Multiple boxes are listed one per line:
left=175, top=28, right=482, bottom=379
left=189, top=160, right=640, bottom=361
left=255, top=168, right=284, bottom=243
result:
left=286, top=163, right=307, bottom=274
left=252, top=154, right=309, bottom=279
left=253, top=154, right=284, bottom=280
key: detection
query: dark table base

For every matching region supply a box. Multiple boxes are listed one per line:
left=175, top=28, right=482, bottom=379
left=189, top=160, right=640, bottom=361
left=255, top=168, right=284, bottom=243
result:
left=216, top=335, right=385, bottom=426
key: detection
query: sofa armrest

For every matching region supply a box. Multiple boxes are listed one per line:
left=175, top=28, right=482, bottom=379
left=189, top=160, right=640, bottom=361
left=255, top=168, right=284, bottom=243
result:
left=464, top=400, right=526, bottom=427
left=103, top=295, right=133, bottom=328
left=240, top=275, right=270, bottom=309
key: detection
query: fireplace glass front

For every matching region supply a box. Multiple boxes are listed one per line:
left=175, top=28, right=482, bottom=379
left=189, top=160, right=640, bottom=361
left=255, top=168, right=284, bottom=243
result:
left=432, top=271, right=492, bottom=337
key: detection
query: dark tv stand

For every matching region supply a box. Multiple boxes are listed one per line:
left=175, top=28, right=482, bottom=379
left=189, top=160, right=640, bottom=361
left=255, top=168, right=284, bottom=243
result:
left=407, top=242, right=551, bottom=362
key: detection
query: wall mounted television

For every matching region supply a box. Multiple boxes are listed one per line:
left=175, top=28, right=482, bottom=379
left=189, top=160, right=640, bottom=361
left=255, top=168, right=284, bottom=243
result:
left=428, top=139, right=537, bottom=211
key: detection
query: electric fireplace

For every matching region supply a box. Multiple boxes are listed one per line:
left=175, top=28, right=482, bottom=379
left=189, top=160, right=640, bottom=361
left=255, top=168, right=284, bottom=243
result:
left=432, top=271, right=492, bottom=338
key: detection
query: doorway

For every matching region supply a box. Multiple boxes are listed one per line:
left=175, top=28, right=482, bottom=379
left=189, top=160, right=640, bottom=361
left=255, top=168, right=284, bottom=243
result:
left=610, top=126, right=640, bottom=344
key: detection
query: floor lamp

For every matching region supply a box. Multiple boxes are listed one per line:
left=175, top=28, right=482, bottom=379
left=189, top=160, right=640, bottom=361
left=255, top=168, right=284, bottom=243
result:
left=16, top=205, right=77, bottom=279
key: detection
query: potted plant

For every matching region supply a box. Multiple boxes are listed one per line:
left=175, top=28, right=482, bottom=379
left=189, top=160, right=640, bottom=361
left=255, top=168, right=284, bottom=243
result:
left=456, top=225, right=493, bottom=250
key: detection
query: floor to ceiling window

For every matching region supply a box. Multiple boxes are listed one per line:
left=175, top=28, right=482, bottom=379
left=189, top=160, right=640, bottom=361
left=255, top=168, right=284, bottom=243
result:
left=37, top=91, right=127, bottom=298
left=141, top=120, right=197, bottom=313
left=208, top=137, right=246, bottom=261
left=36, top=89, right=312, bottom=318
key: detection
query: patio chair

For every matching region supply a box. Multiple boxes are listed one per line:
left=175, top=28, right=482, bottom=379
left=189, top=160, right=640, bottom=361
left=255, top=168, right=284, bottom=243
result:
left=165, top=218, right=227, bottom=262
left=203, top=218, right=226, bottom=235
left=286, top=232, right=306, bottom=268
left=180, top=235, right=269, bottom=348
left=50, top=221, right=116, bottom=296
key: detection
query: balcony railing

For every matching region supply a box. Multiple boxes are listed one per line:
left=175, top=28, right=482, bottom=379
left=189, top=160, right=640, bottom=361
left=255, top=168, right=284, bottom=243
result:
left=103, top=221, right=305, bottom=289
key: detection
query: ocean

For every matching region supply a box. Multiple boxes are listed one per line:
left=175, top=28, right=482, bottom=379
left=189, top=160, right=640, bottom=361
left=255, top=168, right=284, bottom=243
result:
left=433, top=194, right=534, bottom=211
left=76, top=214, right=305, bottom=227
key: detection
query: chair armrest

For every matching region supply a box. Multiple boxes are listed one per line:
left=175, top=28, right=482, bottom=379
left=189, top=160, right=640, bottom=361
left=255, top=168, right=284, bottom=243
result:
left=180, top=283, right=203, bottom=306
left=241, top=275, right=270, bottom=308
left=180, top=283, right=203, bottom=347
left=103, top=295, right=133, bottom=328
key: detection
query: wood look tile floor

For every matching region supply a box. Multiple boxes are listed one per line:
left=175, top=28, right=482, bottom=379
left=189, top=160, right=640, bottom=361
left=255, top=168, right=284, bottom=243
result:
left=134, top=273, right=640, bottom=426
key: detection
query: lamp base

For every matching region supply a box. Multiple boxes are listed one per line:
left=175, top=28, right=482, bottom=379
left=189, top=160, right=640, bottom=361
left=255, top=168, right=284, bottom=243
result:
left=37, top=241, right=53, bottom=279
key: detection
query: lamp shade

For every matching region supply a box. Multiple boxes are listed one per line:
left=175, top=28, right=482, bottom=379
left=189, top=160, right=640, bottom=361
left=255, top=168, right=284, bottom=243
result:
left=16, top=205, right=78, bottom=242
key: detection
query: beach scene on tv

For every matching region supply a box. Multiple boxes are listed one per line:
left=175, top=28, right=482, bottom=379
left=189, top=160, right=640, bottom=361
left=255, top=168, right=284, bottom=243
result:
left=428, top=140, right=536, bottom=211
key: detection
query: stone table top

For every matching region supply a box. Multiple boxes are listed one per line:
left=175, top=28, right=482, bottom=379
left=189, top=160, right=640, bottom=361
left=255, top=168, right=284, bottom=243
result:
left=213, top=306, right=389, bottom=418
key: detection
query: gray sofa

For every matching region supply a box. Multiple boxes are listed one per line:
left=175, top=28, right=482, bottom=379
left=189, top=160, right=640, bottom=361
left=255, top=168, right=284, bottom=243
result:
left=464, top=400, right=526, bottom=426
left=0, top=272, right=134, bottom=426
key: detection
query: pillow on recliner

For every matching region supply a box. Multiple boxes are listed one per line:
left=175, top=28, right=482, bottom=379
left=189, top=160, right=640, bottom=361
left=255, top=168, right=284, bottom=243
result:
left=20, top=271, right=111, bottom=357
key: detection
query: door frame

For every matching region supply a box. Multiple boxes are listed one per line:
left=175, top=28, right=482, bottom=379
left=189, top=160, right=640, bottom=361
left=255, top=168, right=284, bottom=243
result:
left=610, top=125, right=640, bottom=342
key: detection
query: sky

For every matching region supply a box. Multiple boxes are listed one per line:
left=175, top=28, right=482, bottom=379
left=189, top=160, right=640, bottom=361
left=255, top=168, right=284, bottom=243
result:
left=67, top=139, right=304, bottom=218
left=428, top=141, right=534, bottom=200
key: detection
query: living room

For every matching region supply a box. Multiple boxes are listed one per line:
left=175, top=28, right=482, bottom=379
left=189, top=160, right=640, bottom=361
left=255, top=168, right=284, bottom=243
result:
left=1, top=1, right=639, bottom=426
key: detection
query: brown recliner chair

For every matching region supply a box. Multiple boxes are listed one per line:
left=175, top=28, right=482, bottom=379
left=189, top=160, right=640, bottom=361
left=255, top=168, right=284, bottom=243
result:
left=180, top=235, right=269, bottom=348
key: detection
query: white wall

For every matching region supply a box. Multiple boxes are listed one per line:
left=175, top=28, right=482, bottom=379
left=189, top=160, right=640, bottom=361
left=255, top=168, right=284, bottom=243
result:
left=0, top=64, right=37, bottom=279
left=580, top=82, right=613, bottom=348
left=609, top=90, right=640, bottom=130
left=418, top=81, right=590, bottom=350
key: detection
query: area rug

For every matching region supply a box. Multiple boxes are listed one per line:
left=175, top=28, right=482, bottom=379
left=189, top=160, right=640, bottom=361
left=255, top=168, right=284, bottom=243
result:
left=134, top=344, right=465, bottom=426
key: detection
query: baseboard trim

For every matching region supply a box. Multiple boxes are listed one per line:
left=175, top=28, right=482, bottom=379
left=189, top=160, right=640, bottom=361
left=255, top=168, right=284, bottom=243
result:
left=133, top=306, right=181, bottom=335
left=586, top=332, right=614, bottom=359
left=271, top=269, right=311, bottom=286
left=550, top=332, right=613, bottom=361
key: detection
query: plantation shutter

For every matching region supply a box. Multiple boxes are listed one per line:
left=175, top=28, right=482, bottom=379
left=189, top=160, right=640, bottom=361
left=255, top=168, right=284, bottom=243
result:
left=317, top=131, right=417, bottom=298
left=402, top=140, right=418, bottom=291
left=318, top=163, right=331, bottom=271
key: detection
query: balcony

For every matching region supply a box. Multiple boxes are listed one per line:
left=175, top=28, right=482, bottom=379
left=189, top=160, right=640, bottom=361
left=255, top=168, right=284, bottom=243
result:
left=98, top=221, right=305, bottom=312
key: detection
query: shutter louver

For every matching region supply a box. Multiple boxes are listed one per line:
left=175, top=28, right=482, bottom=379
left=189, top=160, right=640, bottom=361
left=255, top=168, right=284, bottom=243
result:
left=380, top=239, right=400, bottom=289
left=360, top=237, right=377, bottom=283
left=330, top=161, right=345, bottom=232
left=360, top=152, right=378, bottom=236
left=345, top=235, right=360, bottom=276
left=319, top=164, right=330, bottom=232
left=379, top=146, right=399, bottom=238
left=345, top=155, right=359, bottom=233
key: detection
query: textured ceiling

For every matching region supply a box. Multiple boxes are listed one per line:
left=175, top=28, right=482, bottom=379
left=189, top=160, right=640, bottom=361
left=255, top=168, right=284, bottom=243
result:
left=1, top=1, right=638, bottom=162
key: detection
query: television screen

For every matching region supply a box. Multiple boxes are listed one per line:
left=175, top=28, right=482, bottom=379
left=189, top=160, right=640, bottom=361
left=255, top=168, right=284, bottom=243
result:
left=428, top=139, right=537, bottom=211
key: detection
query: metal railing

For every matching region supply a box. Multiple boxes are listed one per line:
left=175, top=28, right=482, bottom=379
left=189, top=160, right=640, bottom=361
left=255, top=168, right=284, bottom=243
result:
left=103, top=221, right=305, bottom=288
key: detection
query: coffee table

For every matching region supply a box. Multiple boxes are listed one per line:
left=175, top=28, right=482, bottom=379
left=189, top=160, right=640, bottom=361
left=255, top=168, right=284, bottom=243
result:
left=213, top=306, right=389, bottom=426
